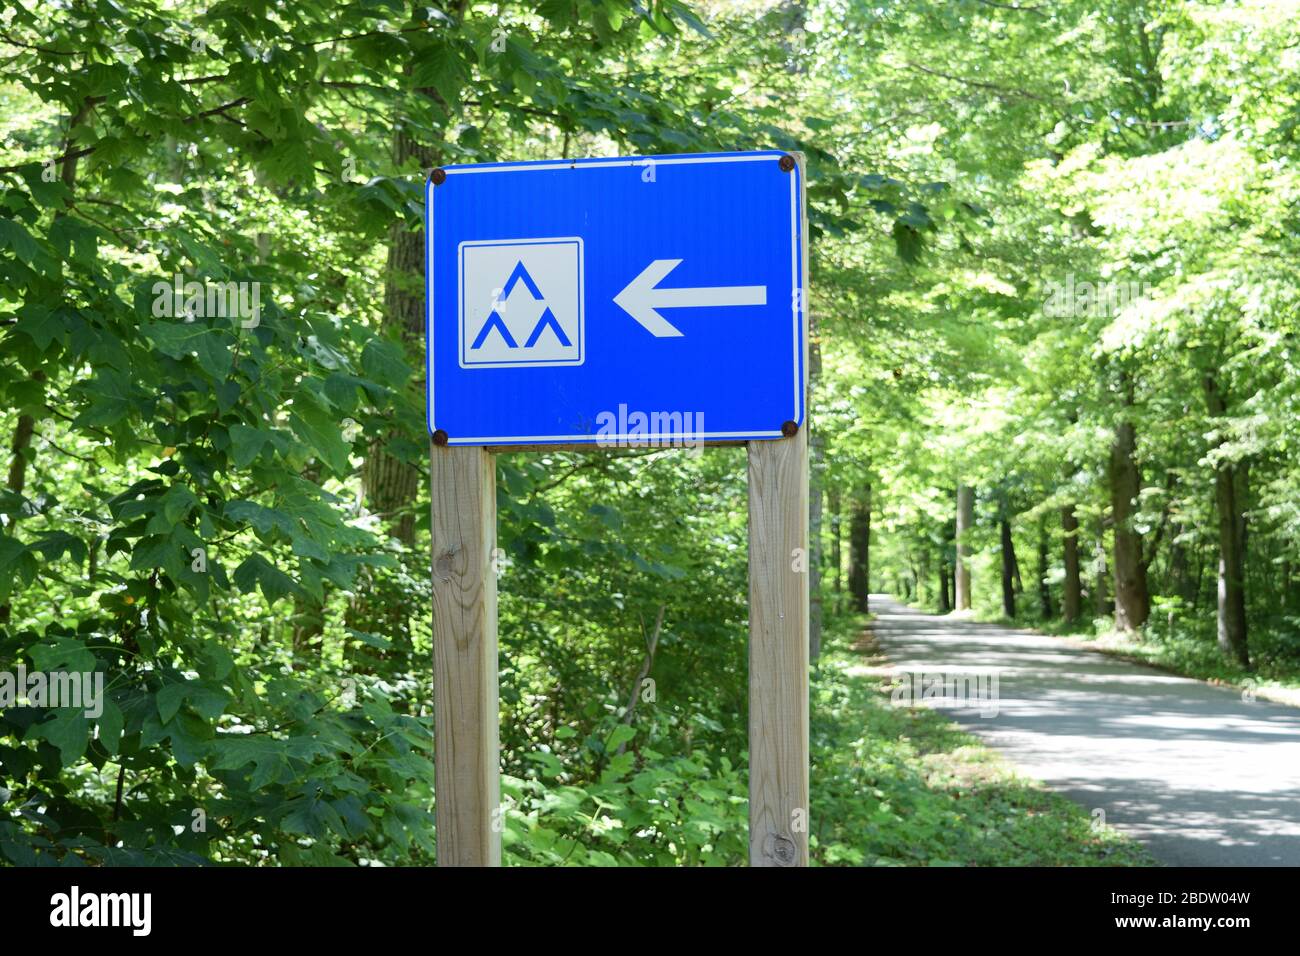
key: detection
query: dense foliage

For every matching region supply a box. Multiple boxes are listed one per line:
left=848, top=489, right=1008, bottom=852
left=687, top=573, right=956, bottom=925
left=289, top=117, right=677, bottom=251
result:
left=1, top=0, right=1291, bottom=866
left=857, top=0, right=1300, bottom=695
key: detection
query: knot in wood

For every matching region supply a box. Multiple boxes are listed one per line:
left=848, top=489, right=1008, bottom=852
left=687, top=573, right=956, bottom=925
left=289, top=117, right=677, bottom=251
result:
left=435, top=548, right=459, bottom=580
left=766, top=833, right=798, bottom=866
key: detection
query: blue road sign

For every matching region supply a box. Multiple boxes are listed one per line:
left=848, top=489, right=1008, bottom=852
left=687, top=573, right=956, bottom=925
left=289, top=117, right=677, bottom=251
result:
left=426, top=150, right=805, bottom=446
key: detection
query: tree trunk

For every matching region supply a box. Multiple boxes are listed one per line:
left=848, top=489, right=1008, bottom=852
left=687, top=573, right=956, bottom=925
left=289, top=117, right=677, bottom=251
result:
left=829, top=487, right=842, bottom=598
left=1109, top=389, right=1150, bottom=631
left=1191, top=547, right=1205, bottom=611
left=1037, top=518, right=1052, bottom=619
left=1284, top=558, right=1295, bottom=616
left=1205, top=374, right=1249, bottom=666
left=6, top=411, right=35, bottom=496
left=1, top=98, right=89, bottom=624
left=946, top=522, right=956, bottom=610
left=347, top=124, right=437, bottom=669
left=1011, top=535, right=1023, bottom=596
left=955, top=485, right=973, bottom=610
left=1093, top=517, right=1109, bottom=618
left=1213, top=467, right=1249, bottom=666
left=1061, top=505, right=1081, bottom=622
left=848, top=487, right=871, bottom=612
left=1170, top=522, right=1194, bottom=603
left=1000, top=507, right=1016, bottom=618
left=938, top=551, right=951, bottom=613
left=362, top=128, right=429, bottom=545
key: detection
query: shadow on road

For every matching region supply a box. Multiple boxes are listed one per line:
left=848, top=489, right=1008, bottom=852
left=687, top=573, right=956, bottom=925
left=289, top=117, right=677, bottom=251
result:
left=866, top=594, right=1300, bottom=866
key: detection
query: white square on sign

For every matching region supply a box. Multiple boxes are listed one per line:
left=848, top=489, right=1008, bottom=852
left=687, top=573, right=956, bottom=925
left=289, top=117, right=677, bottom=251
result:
left=459, top=237, right=584, bottom=368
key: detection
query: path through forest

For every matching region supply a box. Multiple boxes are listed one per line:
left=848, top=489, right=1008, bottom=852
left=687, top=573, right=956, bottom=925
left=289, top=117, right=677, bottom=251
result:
left=867, top=595, right=1300, bottom=866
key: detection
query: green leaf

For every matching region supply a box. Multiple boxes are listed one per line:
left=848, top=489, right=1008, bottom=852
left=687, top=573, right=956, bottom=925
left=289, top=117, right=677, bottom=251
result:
left=27, top=637, right=97, bottom=674
left=360, top=337, right=411, bottom=388
left=156, top=682, right=186, bottom=723
left=12, top=304, right=67, bottom=350
left=607, top=724, right=636, bottom=750
left=157, top=680, right=229, bottom=724
left=29, top=709, right=90, bottom=767
left=75, top=369, right=135, bottom=427
left=0, top=219, right=44, bottom=266
left=226, top=499, right=294, bottom=538
left=98, top=699, right=124, bottom=756
left=141, top=320, right=233, bottom=379
left=160, top=484, right=199, bottom=524
left=411, top=42, right=469, bottom=108
left=229, top=425, right=270, bottom=468
left=233, top=553, right=300, bottom=604
left=289, top=401, right=352, bottom=475
left=27, top=531, right=87, bottom=566
left=0, top=538, right=33, bottom=602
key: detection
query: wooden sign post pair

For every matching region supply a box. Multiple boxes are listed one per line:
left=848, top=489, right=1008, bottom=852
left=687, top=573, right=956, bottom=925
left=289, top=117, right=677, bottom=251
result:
left=428, top=152, right=809, bottom=867
left=429, top=429, right=809, bottom=867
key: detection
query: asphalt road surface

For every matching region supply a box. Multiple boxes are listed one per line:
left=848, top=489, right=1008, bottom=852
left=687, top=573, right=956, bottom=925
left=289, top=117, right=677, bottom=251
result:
left=867, top=594, right=1300, bottom=866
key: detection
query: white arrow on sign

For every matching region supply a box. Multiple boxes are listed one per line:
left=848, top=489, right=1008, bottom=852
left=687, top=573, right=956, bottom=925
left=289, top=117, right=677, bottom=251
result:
left=613, top=259, right=767, bottom=337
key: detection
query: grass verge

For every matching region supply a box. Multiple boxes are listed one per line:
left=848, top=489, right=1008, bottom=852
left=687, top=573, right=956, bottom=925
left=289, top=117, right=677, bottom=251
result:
left=810, top=613, right=1155, bottom=866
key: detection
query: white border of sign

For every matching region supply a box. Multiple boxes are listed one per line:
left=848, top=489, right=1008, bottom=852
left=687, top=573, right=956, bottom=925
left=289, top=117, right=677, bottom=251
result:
left=427, top=150, right=805, bottom=447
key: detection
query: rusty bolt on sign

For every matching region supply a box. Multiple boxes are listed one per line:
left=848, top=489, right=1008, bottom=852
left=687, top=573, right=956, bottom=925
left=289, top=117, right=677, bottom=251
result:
left=778, top=154, right=796, bottom=173
left=430, top=167, right=447, bottom=185
left=781, top=420, right=799, bottom=437
left=432, top=429, right=449, bottom=446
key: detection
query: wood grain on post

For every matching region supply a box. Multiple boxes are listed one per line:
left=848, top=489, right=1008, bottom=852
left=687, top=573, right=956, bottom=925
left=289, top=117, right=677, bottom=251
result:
left=747, top=426, right=810, bottom=866
left=430, top=443, right=501, bottom=866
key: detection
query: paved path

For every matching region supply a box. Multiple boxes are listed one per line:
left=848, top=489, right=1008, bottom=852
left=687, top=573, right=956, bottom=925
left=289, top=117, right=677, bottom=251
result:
left=867, top=595, right=1300, bottom=865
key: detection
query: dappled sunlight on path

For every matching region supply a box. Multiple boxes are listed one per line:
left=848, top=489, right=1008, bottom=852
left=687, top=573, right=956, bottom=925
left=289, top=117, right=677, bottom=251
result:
left=868, top=595, right=1300, bottom=866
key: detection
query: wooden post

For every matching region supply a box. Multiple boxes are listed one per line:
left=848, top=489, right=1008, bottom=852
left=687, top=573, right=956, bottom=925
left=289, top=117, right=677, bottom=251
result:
left=430, top=443, right=501, bottom=866
left=747, top=425, right=810, bottom=866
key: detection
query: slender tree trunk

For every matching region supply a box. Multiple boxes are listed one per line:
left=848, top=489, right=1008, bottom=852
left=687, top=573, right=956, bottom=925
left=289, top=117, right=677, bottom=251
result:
left=6, top=412, right=35, bottom=495
left=348, top=122, right=439, bottom=668
left=829, top=488, right=842, bottom=598
left=1109, top=383, right=1150, bottom=631
left=1170, top=522, right=1193, bottom=602
left=1205, top=374, right=1249, bottom=666
left=0, top=409, right=37, bottom=625
left=617, top=606, right=665, bottom=755
left=1, top=98, right=89, bottom=625
left=955, top=485, right=973, bottom=610
left=1283, top=558, right=1295, bottom=616
left=1061, top=505, right=1081, bottom=622
left=362, top=135, right=428, bottom=544
left=1191, top=547, right=1205, bottom=611
left=946, top=521, right=956, bottom=610
left=920, top=548, right=932, bottom=607
left=1213, top=467, right=1249, bottom=666
left=848, top=487, right=871, bottom=612
left=1011, top=537, right=1023, bottom=596
left=1093, top=517, right=1109, bottom=618
left=938, top=550, right=951, bottom=613
left=999, top=507, right=1016, bottom=618
left=1037, top=518, right=1052, bottom=619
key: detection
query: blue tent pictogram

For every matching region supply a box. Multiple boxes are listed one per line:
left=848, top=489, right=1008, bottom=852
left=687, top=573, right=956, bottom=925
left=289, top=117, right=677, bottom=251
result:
left=470, top=260, right=570, bottom=350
